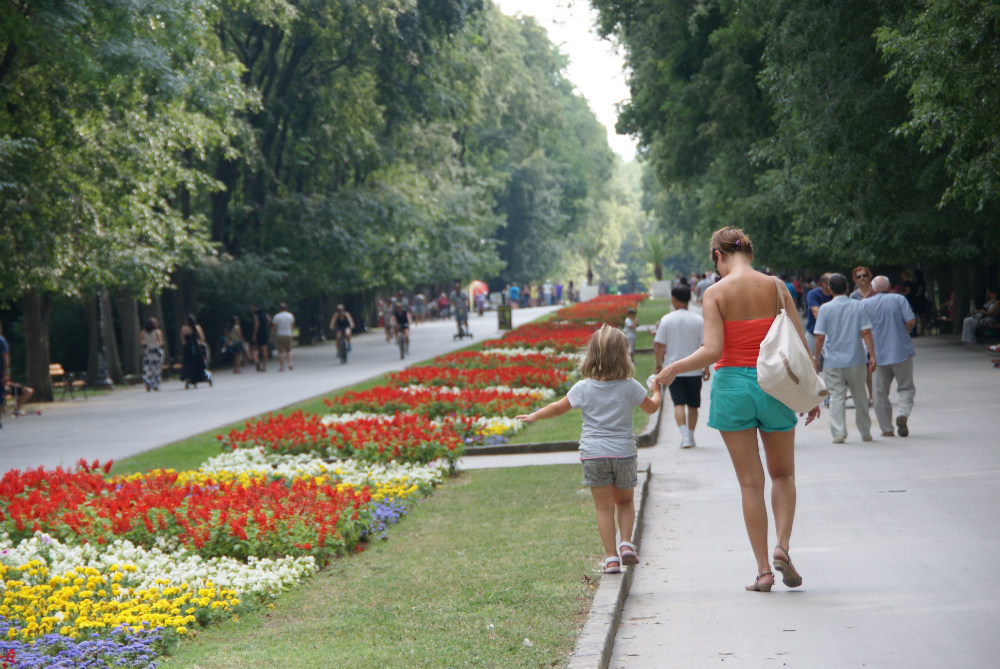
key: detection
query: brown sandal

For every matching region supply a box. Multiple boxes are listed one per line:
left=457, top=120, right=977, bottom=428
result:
left=745, top=570, right=774, bottom=592
left=773, top=545, right=803, bottom=588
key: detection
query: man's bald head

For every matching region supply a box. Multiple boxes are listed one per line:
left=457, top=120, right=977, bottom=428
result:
left=871, top=275, right=890, bottom=293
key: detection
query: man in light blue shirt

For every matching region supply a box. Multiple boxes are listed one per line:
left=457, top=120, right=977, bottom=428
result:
left=862, top=275, right=917, bottom=437
left=814, top=273, right=876, bottom=443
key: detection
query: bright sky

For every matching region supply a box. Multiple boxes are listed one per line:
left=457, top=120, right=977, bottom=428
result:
left=493, top=0, right=637, bottom=161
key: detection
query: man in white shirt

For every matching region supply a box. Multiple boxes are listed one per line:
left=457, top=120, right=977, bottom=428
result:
left=270, top=302, right=295, bottom=372
left=654, top=284, right=711, bottom=448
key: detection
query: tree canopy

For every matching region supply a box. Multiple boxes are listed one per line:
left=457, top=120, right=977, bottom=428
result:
left=591, top=0, right=1000, bottom=277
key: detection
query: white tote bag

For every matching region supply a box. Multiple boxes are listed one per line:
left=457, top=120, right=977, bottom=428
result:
left=756, top=277, right=828, bottom=413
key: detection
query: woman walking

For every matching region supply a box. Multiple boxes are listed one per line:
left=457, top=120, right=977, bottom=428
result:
left=180, top=314, right=211, bottom=389
left=226, top=316, right=247, bottom=373
left=139, top=317, right=165, bottom=391
left=655, top=227, right=820, bottom=592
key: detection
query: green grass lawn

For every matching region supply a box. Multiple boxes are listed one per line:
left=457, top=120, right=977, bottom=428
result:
left=115, top=297, right=667, bottom=668
left=159, top=465, right=600, bottom=669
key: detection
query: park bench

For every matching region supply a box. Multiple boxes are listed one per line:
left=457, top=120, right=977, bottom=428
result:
left=49, top=363, right=88, bottom=400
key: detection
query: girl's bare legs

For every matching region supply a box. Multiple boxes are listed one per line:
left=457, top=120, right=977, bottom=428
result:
left=720, top=428, right=774, bottom=586
left=591, top=485, right=635, bottom=559
left=759, top=428, right=796, bottom=552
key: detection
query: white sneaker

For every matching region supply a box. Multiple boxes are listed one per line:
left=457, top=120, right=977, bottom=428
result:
left=681, top=434, right=696, bottom=449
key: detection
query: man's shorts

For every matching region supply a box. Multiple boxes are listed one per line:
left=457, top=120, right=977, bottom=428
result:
left=276, top=335, right=292, bottom=354
left=668, top=376, right=702, bottom=408
left=581, top=455, right=638, bottom=489
left=707, top=367, right=797, bottom=433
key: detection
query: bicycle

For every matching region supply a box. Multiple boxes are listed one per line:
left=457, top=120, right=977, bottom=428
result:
left=337, top=333, right=348, bottom=364
left=453, top=312, right=473, bottom=340
left=396, top=327, right=409, bottom=359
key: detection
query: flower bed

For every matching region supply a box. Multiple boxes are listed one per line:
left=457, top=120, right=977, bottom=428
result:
left=324, top=385, right=554, bottom=419
left=219, top=411, right=464, bottom=465
left=432, top=350, right=578, bottom=370
left=0, top=293, right=648, bottom=666
left=387, top=365, right=570, bottom=391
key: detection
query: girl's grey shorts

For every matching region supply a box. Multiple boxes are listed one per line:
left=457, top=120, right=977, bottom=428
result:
left=581, top=455, right=637, bottom=489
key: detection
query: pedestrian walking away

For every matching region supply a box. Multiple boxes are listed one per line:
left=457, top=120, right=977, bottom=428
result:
left=813, top=273, right=876, bottom=443
left=656, top=226, right=820, bottom=592
left=863, top=275, right=917, bottom=437
left=653, top=283, right=711, bottom=448
left=225, top=316, right=247, bottom=373
left=271, top=302, right=295, bottom=371
left=250, top=303, right=271, bottom=371
left=517, top=325, right=661, bottom=575
left=139, top=317, right=165, bottom=391
left=623, top=308, right=638, bottom=361
left=179, top=314, right=212, bottom=389
left=805, top=273, right=833, bottom=370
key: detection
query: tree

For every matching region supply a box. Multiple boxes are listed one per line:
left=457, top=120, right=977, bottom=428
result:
left=0, top=0, right=251, bottom=398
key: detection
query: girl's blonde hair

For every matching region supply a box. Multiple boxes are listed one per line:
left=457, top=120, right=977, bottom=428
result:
left=579, top=324, right=635, bottom=381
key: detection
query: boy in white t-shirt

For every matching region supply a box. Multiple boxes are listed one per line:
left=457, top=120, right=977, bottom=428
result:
left=654, top=284, right=711, bottom=448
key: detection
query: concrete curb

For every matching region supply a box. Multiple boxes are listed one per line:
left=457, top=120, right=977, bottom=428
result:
left=462, top=391, right=663, bottom=456
left=566, top=461, right=651, bottom=669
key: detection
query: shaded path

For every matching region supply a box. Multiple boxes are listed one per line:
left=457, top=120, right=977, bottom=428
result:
left=1, top=307, right=558, bottom=473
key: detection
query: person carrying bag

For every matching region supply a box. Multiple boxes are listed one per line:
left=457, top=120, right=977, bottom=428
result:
left=757, top=276, right=828, bottom=413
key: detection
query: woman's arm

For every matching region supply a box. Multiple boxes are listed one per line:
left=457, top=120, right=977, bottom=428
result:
left=516, top=396, right=572, bottom=423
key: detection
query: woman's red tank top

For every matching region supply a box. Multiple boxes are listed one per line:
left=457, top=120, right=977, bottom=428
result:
left=714, top=318, right=774, bottom=369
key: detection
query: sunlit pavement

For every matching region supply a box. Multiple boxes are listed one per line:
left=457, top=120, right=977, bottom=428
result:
left=609, top=334, right=999, bottom=669
left=0, top=306, right=558, bottom=473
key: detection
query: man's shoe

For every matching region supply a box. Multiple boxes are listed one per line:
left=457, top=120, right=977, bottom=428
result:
left=861, top=434, right=873, bottom=442
left=832, top=436, right=846, bottom=444
left=881, top=431, right=895, bottom=437
left=896, top=415, right=909, bottom=437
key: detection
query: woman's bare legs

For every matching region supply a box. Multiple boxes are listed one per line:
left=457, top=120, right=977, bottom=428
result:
left=759, top=428, right=796, bottom=551
left=721, top=427, right=774, bottom=586
left=591, top=485, right=636, bottom=559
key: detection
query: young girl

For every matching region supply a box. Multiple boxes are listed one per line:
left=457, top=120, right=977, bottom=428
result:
left=517, top=325, right=661, bottom=574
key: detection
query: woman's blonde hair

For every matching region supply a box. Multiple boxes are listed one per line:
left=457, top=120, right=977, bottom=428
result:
left=709, top=226, right=753, bottom=264
left=579, top=324, right=635, bottom=381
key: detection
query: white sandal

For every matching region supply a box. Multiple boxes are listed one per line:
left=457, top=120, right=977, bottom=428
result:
left=618, top=541, right=639, bottom=566
left=602, top=556, right=622, bottom=574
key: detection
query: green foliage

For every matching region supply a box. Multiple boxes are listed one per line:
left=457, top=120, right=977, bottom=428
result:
left=591, top=0, right=1000, bottom=271
left=0, top=0, right=253, bottom=300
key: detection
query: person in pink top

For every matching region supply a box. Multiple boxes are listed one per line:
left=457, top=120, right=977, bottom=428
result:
left=656, top=227, right=820, bottom=592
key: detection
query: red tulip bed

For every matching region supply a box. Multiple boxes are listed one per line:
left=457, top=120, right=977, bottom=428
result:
left=0, top=293, right=645, bottom=667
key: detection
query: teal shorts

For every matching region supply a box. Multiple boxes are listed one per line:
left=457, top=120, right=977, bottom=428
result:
left=707, top=367, right=797, bottom=433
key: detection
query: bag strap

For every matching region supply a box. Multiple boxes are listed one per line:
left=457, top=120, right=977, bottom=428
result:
left=772, top=276, right=784, bottom=316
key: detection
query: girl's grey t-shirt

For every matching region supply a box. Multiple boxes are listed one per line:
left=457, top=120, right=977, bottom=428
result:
left=567, top=378, right=649, bottom=459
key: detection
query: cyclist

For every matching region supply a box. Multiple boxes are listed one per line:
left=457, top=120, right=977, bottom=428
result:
left=329, top=304, right=355, bottom=352
left=391, top=300, right=411, bottom=356
left=449, top=281, right=470, bottom=337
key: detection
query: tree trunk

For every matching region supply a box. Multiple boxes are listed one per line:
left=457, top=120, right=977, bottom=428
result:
left=952, top=262, right=972, bottom=333
left=23, top=290, right=53, bottom=402
left=116, top=290, right=142, bottom=376
left=87, top=289, right=125, bottom=386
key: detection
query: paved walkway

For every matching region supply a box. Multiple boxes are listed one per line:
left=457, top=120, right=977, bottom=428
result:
left=3, top=307, right=997, bottom=668
left=611, top=335, right=999, bottom=668
left=0, top=307, right=558, bottom=473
